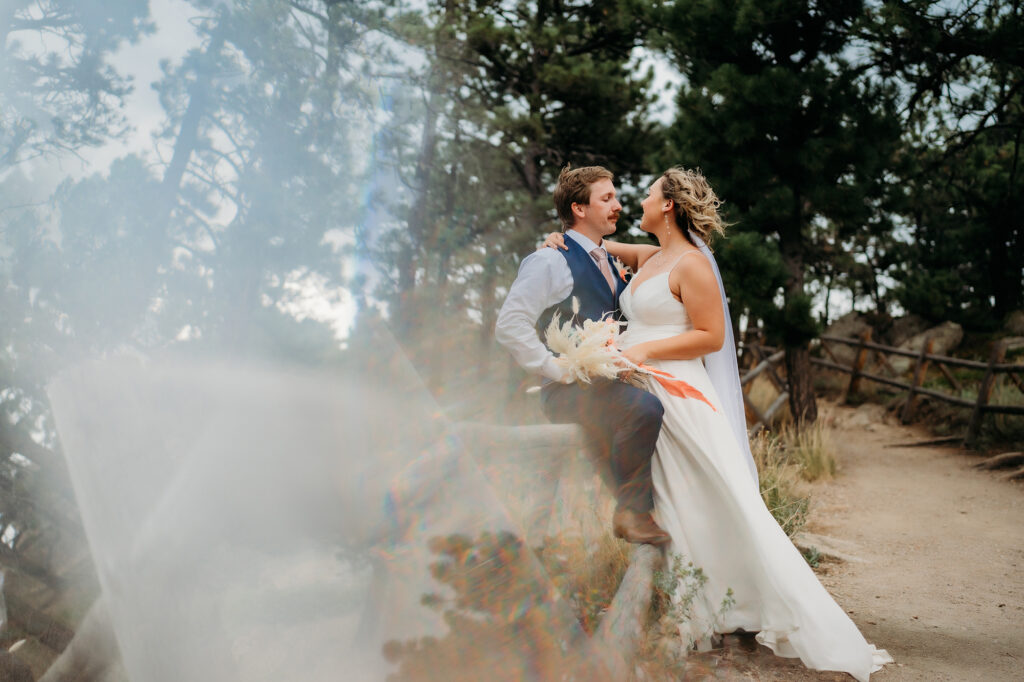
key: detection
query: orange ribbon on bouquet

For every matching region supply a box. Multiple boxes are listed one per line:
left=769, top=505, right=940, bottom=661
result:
left=638, top=364, right=717, bottom=412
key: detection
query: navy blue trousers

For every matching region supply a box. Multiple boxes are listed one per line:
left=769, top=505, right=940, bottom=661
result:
left=540, top=379, right=664, bottom=513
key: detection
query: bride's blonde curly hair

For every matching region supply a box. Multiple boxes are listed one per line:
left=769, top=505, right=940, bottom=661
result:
left=660, top=167, right=726, bottom=246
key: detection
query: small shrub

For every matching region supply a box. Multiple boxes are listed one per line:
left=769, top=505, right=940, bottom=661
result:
left=635, top=554, right=735, bottom=680
left=802, top=545, right=822, bottom=568
left=652, top=555, right=733, bottom=638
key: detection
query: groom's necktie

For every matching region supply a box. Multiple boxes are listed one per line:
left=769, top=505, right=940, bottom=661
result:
left=591, top=247, right=617, bottom=294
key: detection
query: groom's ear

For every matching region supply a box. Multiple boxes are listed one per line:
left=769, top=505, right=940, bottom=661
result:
left=571, top=202, right=587, bottom=220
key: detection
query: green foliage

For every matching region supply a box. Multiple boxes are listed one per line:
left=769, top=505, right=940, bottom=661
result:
left=651, top=553, right=735, bottom=650
left=764, top=292, right=821, bottom=347
left=868, top=0, right=1024, bottom=324
left=2, top=0, right=1023, bottom=659
left=802, top=545, right=822, bottom=568
left=0, top=2, right=389, bottom=635
left=715, top=231, right=788, bottom=328
left=891, top=135, right=1023, bottom=327
left=1, top=0, right=152, bottom=169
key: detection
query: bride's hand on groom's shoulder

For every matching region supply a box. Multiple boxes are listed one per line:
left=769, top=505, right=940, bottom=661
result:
left=537, top=232, right=567, bottom=251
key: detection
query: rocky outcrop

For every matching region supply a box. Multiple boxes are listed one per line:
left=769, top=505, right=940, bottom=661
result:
left=891, top=321, right=964, bottom=374
left=1005, top=310, right=1024, bottom=335
left=887, top=314, right=929, bottom=347
left=823, top=312, right=873, bottom=365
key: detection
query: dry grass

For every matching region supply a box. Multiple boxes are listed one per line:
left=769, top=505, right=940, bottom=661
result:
left=531, top=467, right=632, bottom=635
left=752, top=432, right=811, bottom=539
left=779, top=420, right=837, bottom=482
left=535, top=530, right=632, bottom=635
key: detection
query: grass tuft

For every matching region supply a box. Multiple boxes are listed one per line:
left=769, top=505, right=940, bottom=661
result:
left=779, top=421, right=837, bottom=482
left=535, top=530, right=631, bottom=635
left=752, top=432, right=810, bottom=539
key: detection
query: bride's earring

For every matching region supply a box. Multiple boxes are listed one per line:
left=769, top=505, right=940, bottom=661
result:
left=664, top=213, right=671, bottom=238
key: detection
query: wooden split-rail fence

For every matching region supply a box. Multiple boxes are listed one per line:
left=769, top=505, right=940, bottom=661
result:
left=740, top=333, right=1024, bottom=448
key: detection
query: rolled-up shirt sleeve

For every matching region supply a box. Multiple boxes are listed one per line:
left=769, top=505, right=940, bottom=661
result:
left=495, top=249, right=573, bottom=382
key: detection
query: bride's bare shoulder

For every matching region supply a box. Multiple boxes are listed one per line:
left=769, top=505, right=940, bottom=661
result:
left=669, top=249, right=716, bottom=293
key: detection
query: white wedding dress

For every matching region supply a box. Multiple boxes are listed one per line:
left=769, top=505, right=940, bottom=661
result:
left=619, top=265, right=892, bottom=682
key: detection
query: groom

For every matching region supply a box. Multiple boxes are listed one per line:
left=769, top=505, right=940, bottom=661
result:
left=496, top=165, right=669, bottom=545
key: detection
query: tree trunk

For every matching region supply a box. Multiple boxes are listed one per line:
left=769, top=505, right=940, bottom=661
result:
left=395, top=1, right=458, bottom=340
left=784, top=344, right=817, bottom=424
left=780, top=194, right=817, bottom=424
left=160, top=27, right=226, bottom=212
left=314, top=0, right=350, bottom=148
left=477, top=252, right=500, bottom=379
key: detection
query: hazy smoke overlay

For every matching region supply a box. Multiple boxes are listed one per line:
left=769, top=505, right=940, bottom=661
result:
left=47, top=345, right=606, bottom=680
left=3, top=1, right=622, bottom=678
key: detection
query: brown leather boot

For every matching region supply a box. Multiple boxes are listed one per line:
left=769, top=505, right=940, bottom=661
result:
left=612, top=508, right=671, bottom=545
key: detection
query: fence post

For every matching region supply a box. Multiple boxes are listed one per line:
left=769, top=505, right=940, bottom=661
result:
left=901, top=336, right=934, bottom=424
left=752, top=344, right=787, bottom=393
left=936, top=362, right=964, bottom=394
left=845, top=329, right=872, bottom=403
left=965, top=340, right=1008, bottom=449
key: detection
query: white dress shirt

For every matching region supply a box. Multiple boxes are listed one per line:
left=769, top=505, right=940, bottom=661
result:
left=495, top=230, right=605, bottom=382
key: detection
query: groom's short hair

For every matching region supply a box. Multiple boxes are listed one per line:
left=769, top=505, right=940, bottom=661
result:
left=554, top=165, right=614, bottom=230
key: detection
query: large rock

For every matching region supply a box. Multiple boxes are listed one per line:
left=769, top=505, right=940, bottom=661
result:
left=744, top=372, right=790, bottom=426
left=1005, top=310, right=1024, bottom=335
left=1002, top=336, right=1024, bottom=353
left=888, top=314, right=929, bottom=347
left=838, top=402, right=893, bottom=430
left=891, top=321, right=964, bottom=374
left=823, top=312, right=872, bottom=365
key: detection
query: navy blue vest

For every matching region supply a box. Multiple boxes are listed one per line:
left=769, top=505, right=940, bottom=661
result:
left=535, top=236, right=628, bottom=343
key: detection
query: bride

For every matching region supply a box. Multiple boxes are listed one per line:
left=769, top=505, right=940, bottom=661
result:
left=543, top=167, right=891, bottom=681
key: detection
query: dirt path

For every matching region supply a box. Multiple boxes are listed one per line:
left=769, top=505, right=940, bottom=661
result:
left=684, top=401, right=1023, bottom=681
left=808, top=401, right=1024, bottom=681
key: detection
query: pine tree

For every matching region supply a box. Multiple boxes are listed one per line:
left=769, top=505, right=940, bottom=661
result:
left=0, top=0, right=151, bottom=169
left=654, top=0, right=901, bottom=423
left=870, top=0, right=1024, bottom=325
